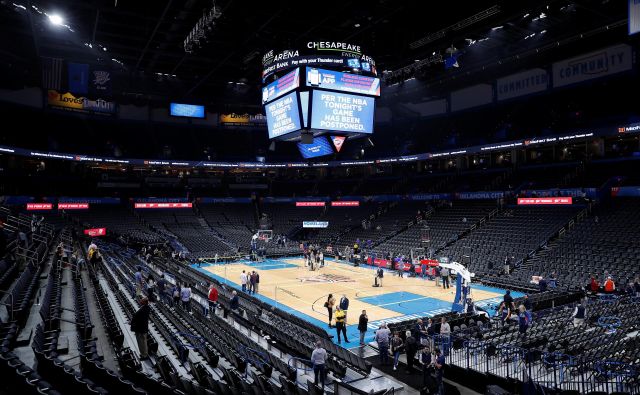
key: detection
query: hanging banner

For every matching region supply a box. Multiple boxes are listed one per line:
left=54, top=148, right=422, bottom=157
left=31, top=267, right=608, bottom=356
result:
left=552, top=44, right=633, bottom=88
left=496, top=68, right=548, bottom=101
left=630, top=0, right=640, bottom=35
left=47, top=90, right=116, bottom=115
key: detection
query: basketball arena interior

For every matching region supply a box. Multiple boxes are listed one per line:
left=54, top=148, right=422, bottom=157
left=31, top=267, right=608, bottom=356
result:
left=0, top=1, right=639, bottom=394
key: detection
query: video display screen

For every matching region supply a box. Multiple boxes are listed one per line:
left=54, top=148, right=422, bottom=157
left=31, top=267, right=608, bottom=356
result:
left=262, top=68, right=300, bottom=104
left=265, top=91, right=302, bottom=139
left=169, top=103, right=206, bottom=118
left=306, top=67, right=380, bottom=96
left=310, top=90, right=374, bottom=134
left=303, top=221, right=329, bottom=228
left=297, top=136, right=334, bottom=159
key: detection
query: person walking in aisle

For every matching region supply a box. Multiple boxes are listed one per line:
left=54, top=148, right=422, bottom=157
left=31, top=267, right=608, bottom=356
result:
left=131, top=297, right=151, bottom=360
left=391, top=331, right=404, bottom=371
left=181, top=283, right=192, bottom=313
left=311, top=341, right=327, bottom=389
left=375, top=323, right=391, bottom=365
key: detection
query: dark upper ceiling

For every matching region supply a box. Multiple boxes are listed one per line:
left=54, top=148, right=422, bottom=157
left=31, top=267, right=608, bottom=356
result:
left=0, top=0, right=629, bottom=108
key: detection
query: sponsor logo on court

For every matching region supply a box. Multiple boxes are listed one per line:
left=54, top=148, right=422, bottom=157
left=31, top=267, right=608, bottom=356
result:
left=279, top=288, right=300, bottom=299
left=298, top=274, right=355, bottom=283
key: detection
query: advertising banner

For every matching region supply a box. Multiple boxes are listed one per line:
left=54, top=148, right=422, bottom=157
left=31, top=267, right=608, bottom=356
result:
left=219, top=113, right=266, bottom=126
left=58, top=203, right=89, bottom=210
left=296, top=202, right=326, bottom=207
left=331, top=201, right=360, bottom=207
left=134, top=202, right=193, bottom=209
left=306, top=67, right=380, bottom=96
left=84, top=228, right=106, bottom=237
left=26, top=203, right=53, bottom=210
left=496, top=68, right=548, bottom=101
left=47, top=90, right=116, bottom=115
left=552, top=44, right=633, bottom=88
left=310, top=90, right=374, bottom=134
left=517, top=197, right=573, bottom=205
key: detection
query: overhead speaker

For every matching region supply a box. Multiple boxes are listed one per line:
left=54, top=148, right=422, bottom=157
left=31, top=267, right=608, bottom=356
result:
left=300, top=131, right=313, bottom=144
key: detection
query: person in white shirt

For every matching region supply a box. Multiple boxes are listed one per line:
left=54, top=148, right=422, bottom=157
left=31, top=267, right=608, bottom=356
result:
left=572, top=303, right=586, bottom=327
left=240, top=270, right=248, bottom=292
left=180, top=284, right=192, bottom=312
left=439, top=317, right=451, bottom=335
left=311, top=341, right=327, bottom=388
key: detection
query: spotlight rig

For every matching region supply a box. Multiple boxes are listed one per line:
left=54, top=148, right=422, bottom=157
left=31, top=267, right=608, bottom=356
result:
left=183, top=1, right=222, bottom=53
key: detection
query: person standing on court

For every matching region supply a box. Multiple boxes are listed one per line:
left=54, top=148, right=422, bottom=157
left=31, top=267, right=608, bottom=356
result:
left=131, top=297, right=151, bottom=360
left=253, top=271, right=260, bottom=294
left=375, top=323, right=391, bottom=365
left=377, top=267, right=384, bottom=287
left=249, top=271, right=256, bottom=294
left=357, top=310, right=368, bottom=345
left=325, top=294, right=336, bottom=328
left=339, top=294, right=349, bottom=319
left=311, top=341, right=327, bottom=389
left=240, top=270, right=248, bottom=293
left=335, top=306, right=348, bottom=343
left=441, top=266, right=450, bottom=289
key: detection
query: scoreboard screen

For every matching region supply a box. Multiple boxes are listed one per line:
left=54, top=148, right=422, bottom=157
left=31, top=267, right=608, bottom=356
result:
left=310, top=90, right=374, bottom=134
left=262, top=68, right=300, bottom=104
left=297, top=136, right=333, bottom=158
left=306, top=67, right=380, bottom=96
left=265, top=91, right=302, bottom=139
left=170, top=103, right=206, bottom=118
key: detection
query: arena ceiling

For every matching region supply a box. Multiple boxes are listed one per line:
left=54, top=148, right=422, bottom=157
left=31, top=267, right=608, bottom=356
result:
left=0, top=0, right=628, bottom=107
